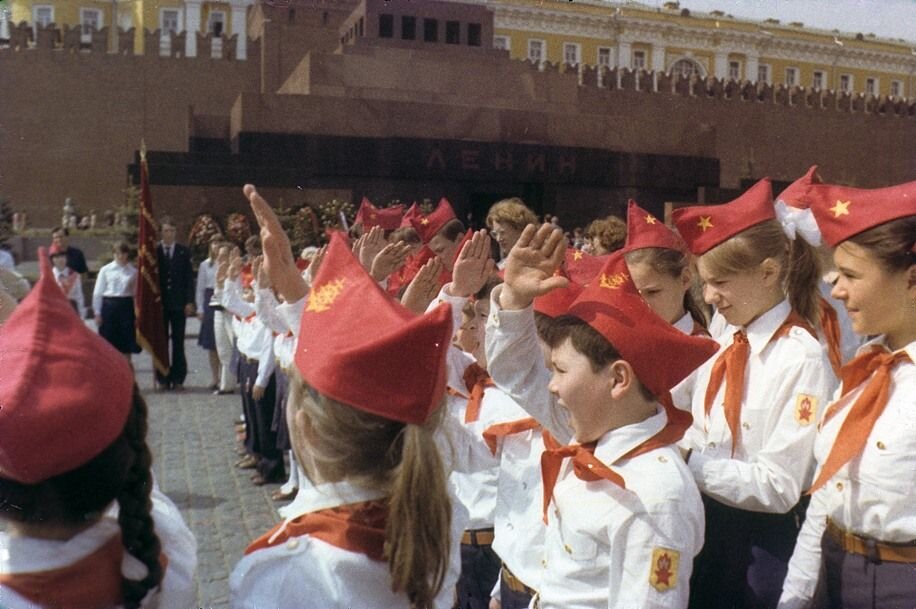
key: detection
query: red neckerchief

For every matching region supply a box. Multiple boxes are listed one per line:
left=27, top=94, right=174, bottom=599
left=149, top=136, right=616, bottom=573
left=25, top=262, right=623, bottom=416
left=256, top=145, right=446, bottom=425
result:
left=462, top=363, right=495, bottom=423
left=246, top=499, right=388, bottom=562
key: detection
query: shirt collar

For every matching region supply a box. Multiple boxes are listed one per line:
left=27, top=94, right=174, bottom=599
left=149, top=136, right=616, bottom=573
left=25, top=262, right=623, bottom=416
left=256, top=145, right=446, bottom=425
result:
left=0, top=517, right=120, bottom=574
left=743, top=298, right=791, bottom=355
left=857, top=335, right=916, bottom=363
left=278, top=479, right=387, bottom=525
left=673, top=311, right=694, bottom=335
left=593, top=407, right=667, bottom=466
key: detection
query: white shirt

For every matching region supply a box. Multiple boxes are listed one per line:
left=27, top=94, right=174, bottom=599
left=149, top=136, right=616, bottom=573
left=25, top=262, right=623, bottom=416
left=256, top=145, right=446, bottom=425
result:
left=778, top=337, right=916, bottom=609
left=491, top=424, right=547, bottom=594
left=0, top=487, right=196, bottom=609
left=230, top=478, right=467, bottom=609
left=680, top=299, right=838, bottom=512
left=0, top=249, right=14, bottom=270
left=53, top=266, right=86, bottom=318
left=195, top=258, right=218, bottom=312
left=91, top=260, right=137, bottom=315
left=539, top=411, right=704, bottom=609
left=236, top=316, right=276, bottom=389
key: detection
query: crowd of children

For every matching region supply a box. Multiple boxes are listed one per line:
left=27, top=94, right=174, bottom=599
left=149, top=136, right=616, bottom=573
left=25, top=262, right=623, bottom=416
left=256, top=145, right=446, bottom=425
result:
left=0, top=168, right=912, bottom=609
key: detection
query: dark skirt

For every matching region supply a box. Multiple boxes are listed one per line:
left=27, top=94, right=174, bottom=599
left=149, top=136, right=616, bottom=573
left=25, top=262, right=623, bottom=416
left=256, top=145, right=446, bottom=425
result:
left=197, top=287, right=217, bottom=350
left=99, top=297, right=140, bottom=354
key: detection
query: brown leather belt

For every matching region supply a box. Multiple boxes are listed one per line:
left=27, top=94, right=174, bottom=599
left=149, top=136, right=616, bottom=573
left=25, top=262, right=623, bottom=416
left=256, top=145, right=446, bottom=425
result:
left=461, top=528, right=494, bottom=546
left=825, top=518, right=916, bottom=563
left=501, top=563, right=537, bottom=595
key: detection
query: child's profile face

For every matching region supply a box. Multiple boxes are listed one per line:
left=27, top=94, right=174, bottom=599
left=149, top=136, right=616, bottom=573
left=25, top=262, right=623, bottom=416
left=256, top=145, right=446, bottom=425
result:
left=51, top=255, right=67, bottom=270
left=455, top=310, right=487, bottom=367
left=627, top=260, right=689, bottom=325
left=697, top=258, right=776, bottom=327
left=548, top=337, right=616, bottom=443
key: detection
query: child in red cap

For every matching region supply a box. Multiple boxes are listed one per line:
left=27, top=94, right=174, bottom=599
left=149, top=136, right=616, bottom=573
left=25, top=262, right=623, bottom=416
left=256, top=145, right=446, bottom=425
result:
left=486, top=223, right=718, bottom=608
left=231, top=186, right=466, bottom=609
left=0, top=249, right=196, bottom=609
left=779, top=179, right=916, bottom=609
left=672, top=178, right=838, bottom=609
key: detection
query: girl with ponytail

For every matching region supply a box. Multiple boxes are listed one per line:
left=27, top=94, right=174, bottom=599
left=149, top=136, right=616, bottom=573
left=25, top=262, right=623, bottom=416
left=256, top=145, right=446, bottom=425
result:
left=779, top=182, right=915, bottom=609
left=0, top=250, right=196, bottom=609
left=231, top=186, right=463, bottom=609
left=672, top=179, right=838, bottom=609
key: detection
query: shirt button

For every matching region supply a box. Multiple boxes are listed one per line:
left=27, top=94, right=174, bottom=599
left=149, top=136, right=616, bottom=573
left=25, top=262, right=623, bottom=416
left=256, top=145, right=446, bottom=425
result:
left=657, top=455, right=668, bottom=463
left=522, top=482, right=528, bottom=490
left=708, top=442, right=716, bottom=449
left=564, top=544, right=572, bottom=554
left=876, top=441, right=886, bottom=450
left=835, top=482, right=844, bottom=492
left=286, top=538, right=299, bottom=550
left=541, top=558, right=547, bottom=567
left=742, top=422, right=750, bottom=430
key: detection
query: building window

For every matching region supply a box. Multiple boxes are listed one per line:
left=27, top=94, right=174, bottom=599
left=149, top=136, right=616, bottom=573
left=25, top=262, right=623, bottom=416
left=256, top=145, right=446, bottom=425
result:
left=401, top=15, right=416, bottom=40
left=528, top=39, right=544, bottom=62
left=672, top=58, right=699, bottom=77
left=597, top=46, right=612, bottom=67
left=379, top=14, right=393, bottom=38
left=785, top=67, right=798, bottom=87
left=33, top=5, right=53, bottom=28
left=423, top=18, right=437, bottom=42
left=467, top=23, right=481, bottom=47
left=160, top=9, right=180, bottom=34
left=563, top=42, right=580, bottom=65
left=728, top=60, right=740, bottom=81
left=208, top=11, right=225, bottom=37
left=757, top=64, right=770, bottom=84
left=865, top=77, right=877, bottom=96
left=890, top=80, right=903, bottom=97
left=358, top=17, right=364, bottom=37
left=632, top=50, right=646, bottom=70
left=80, top=8, right=102, bottom=35
left=493, top=35, right=510, bottom=51
left=839, top=74, right=852, bottom=93
left=812, top=70, right=825, bottom=90
left=445, top=20, right=460, bottom=44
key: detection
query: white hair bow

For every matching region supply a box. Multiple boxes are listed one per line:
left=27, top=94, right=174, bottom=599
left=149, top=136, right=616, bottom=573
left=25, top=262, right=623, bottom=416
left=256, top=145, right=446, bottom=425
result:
left=774, top=200, right=822, bottom=246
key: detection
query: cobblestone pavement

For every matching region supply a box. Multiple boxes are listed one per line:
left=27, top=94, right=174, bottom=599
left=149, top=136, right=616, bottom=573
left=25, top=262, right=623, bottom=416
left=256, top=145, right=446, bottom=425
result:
left=139, top=326, right=285, bottom=609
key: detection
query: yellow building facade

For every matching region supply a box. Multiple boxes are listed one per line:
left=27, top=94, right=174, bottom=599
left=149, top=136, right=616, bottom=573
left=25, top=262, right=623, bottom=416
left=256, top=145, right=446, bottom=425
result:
left=3, top=0, right=253, bottom=56
left=488, top=0, right=915, bottom=98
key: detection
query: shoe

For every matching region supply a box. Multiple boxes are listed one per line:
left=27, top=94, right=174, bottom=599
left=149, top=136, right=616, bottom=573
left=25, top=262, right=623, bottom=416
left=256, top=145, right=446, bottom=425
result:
left=251, top=473, right=270, bottom=486
left=236, top=455, right=257, bottom=469
left=209, top=383, right=219, bottom=391
left=234, top=416, right=245, bottom=425
left=173, top=383, right=185, bottom=392
left=271, top=488, right=297, bottom=502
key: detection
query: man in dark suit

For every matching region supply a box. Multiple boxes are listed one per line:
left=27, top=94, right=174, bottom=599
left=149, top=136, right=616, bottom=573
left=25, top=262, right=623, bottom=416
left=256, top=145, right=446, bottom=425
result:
left=156, top=217, right=195, bottom=390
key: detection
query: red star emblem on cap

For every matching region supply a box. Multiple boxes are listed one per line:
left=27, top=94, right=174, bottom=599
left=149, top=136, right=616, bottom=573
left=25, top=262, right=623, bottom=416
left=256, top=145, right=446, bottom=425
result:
left=697, top=216, right=713, bottom=232
left=572, top=250, right=583, bottom=261
left=645, top=214, right=658, bottom=224
left=420, top=218, right=430, bottom=225
left=830, top=200, right=851, bottom=218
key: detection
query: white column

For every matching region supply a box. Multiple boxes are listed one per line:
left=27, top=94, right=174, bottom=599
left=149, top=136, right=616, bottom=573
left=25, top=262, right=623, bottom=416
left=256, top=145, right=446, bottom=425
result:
left=0, top=5, right=10, bottom=43
left=651, top=44, right=666, bottom=72
left=746, top=53, right=759, bottom=83
left=617, top=40, right=631, bottom=69
left=714, top=50, right=729, bottom=79
left=230, top=0, right=247, bottom=60
left=185, top=0, right=201, bottom=58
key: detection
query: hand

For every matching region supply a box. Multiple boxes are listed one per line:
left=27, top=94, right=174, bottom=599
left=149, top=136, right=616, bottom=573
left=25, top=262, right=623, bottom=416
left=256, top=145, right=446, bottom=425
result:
left=401, top=256, right=444, bottom=314
left=244, top=184, right=307, bottom=303
left=256, top=254, right=272, bottom=290
left=94, top=315, right=102, bottom=327
left=500, top=223, right=568, bottom=310
left=357, top=226, right=386, bottom=271
left=251, top=255, right=262, bottom=285
left=216, top=257, right=229, bottom=288
left=449, top=229, right=496, bottom=298
left=184, top=303, right=196, bottom=317
left=252, top=384, right=266, bottom=401
left=488, top=599, right=502, bottom=609
left=370, top=241, right=411, bottom=282
left=197, top=313, right=204, bottom=321
left=228, top=255, right=242, bottom=281
left=305, top=244, right=327, bottom=286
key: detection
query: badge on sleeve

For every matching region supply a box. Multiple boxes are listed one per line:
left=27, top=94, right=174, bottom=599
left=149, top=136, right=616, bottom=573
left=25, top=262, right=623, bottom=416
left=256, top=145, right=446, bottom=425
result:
left=649, top=547, right=680, bottom=591
left=794, top=394, right=818, bottom=426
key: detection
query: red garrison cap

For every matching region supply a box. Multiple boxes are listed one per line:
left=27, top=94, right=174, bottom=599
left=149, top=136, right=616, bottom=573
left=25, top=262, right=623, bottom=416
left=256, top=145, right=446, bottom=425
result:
left=0, top=248, right=134, bottom=484
left=567, top=252, right=718, bottom=397
left=807, top=180, right=916, bottom=247
left=673, top=178, right=775, bottom=255
left=775, top=166, right=822, bottom=210
left=355, top=197, right=405, bottom=231
left=410, top=198, right=457, bottom=243
left=400, top=203, right=420, bottom=228
left=49, top=243, right=66, bottom=256
left=564, top=247, right=608, bottom=286
left=623, top=200, right=687, bottom=254
left=295, top=233, right=453, bottom=424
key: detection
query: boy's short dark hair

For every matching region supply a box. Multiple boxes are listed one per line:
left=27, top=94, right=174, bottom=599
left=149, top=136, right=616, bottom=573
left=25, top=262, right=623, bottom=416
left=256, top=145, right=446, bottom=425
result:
left=438, top=219, right=466, bottom=242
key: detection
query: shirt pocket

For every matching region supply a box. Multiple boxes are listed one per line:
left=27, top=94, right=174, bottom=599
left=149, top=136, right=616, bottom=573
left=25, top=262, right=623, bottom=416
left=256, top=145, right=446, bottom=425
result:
left=557, top=521, right=599, bottom=562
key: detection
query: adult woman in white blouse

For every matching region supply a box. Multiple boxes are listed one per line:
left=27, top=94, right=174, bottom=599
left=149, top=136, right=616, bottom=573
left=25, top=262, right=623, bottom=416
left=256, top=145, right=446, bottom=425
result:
left=93, top=242, right=140, bottom=357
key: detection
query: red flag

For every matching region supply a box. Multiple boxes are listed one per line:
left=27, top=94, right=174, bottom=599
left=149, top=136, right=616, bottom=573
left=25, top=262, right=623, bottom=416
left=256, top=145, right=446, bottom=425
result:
left=134, top=147, right=170, bottom=376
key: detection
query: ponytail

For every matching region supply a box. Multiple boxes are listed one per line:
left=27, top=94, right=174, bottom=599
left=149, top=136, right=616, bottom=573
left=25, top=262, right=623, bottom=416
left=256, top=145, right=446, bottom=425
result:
left=117, top=387, right=164, bottom=609
left=387, top=418, right=451, bottom=608
left=784, top=236, right=822, bottom=328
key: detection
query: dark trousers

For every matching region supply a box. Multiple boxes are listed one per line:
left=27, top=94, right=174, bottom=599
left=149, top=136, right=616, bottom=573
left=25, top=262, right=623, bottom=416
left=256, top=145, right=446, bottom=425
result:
left=455, top=541, right=501, bottom=609
left=821, top=531, right=916, bottom=609
left=689, top=494, right=806, bottom=609
left=499, top=564, right=535, bottom=609
left=156, top=307, right=187, bottom=386
left=238, top=357, right=284, bottom=482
